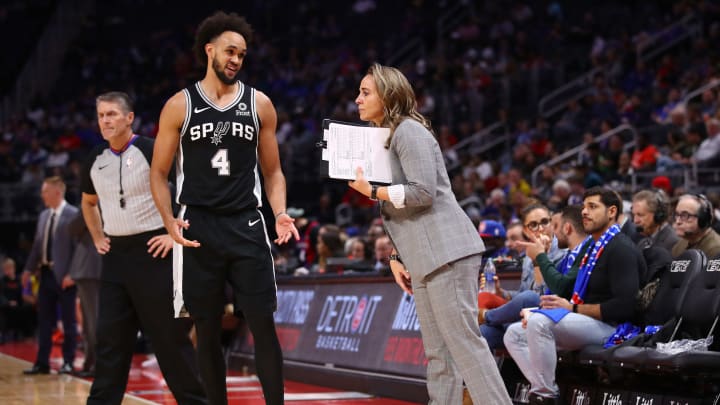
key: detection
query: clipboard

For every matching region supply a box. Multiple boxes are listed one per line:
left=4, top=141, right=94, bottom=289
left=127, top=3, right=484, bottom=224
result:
left=318, top=119, right=392, bottom=184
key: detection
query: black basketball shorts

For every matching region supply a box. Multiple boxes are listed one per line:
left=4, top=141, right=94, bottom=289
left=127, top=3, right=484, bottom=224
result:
left=174, top=206, right=277, bottom=320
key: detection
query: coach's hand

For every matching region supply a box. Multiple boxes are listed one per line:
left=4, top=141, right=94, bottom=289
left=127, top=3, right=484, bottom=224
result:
left=274, top=213, right=300, bottom=244
left=390, top=260, right=413, bottom=295
left=166, top=217, right=201, bottom=248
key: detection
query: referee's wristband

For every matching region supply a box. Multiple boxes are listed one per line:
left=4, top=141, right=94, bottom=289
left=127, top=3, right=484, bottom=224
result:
left=274, top=211, right=287, bottom=219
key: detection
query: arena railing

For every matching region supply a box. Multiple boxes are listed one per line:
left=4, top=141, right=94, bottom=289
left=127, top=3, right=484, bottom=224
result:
left=530, top=124, right=638, bottom=189
left=537, top=13, right=702, bottom=121
left=636, top=13, right=702, bottom=63
left=680, top=78, right=720, bottom=110
left=444, top=121, right=508, bottom=172
left=537, top=66, right=605, bottom=119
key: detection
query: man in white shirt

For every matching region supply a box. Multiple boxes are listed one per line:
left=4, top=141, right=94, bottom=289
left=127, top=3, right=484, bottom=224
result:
left=693, top=118, right=720, bottom=166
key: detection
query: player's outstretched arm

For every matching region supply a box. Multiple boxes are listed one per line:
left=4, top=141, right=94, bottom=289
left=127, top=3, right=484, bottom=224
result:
left=150, top=92, right=201, bottom=247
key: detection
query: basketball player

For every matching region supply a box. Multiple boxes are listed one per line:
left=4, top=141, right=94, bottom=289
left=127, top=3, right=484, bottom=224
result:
left=150, top=11, right=299, bottom=405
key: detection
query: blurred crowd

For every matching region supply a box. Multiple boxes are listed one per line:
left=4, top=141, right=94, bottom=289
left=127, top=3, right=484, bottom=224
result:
left=1, top=0, right=720, bottom=273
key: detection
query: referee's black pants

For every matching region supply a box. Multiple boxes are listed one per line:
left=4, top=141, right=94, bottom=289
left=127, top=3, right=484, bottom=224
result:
left=87, top=229, right=206, bottom=405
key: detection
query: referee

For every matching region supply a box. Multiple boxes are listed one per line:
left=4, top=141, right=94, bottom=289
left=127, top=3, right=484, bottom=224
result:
left=81, top=91, right=206, bottom=405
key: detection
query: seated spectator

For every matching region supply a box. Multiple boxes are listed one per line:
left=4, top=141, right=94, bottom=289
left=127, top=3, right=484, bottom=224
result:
left=616, top=191, right=642, bottom=244
left=346, top=237, right=370, bottom=261
left=652, top=87, right=681, bottom=124
left=605, top=151, right=633, bottom=185
left=632, top=189, right=678, bottom=252
left=373, top=235, right=393, bottom=272
left=481, top=188, right=509, bottom=221
left=546, top=179, right=570, bottom=212
left=671, top=194, right=720, bottom=258
left=1, top=258, right=35, bottom=341
left=630, top=133, right=658, bottom=172
left=504, top=187, right=645, bottom=404
left=650, top=175, right=673, bottom=196
left=477, top=203, right=565, bottom=350
left=520, top=205, right=592, bottom=299
left=692, top=118, right=720, bottom=167
left=504, top=221, right=526, bottom=260
left=597, top=133, right=624, bottom=178
left=656, top=123, right=704, bottom=171
left=478, top=220, right=508, bottom=259
left=312, top=225, right=346, bottom=274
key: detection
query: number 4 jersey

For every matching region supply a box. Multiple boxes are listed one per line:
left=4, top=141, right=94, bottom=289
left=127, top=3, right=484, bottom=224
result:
left=177, top=81, right=263, bottom=212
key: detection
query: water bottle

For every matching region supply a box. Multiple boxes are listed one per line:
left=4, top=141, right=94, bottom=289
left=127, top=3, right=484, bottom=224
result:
left=483, top=259, right=496, bottom=292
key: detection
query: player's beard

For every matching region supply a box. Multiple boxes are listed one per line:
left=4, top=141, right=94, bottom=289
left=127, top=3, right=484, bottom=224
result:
left=212, top=57, right=236, bottom=85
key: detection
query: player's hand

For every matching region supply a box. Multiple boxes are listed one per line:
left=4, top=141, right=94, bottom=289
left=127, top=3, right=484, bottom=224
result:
left=390, top=260, right=413, bottom=295
left=167, top=218, right=201, bottom=248
left=147, top=234, right=174, bottom=258
left=348, top=167, right=372, bottom=198
left=274, top=213, right=300, bottom=244
left=93, top=236, right=111, bottom=255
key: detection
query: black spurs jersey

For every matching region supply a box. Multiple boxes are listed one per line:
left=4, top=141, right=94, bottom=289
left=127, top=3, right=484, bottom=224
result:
left=177, top=81, right=263, bottom=212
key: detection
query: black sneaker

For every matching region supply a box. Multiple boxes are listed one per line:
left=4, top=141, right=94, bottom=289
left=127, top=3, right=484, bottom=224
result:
left=23, top=364, right=50, bottom=375
left=58, top=363, right=75, bottom=374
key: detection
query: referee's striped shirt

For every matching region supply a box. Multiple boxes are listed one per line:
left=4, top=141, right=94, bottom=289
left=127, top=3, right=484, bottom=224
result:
left=81, top=135, right=164, bottom=236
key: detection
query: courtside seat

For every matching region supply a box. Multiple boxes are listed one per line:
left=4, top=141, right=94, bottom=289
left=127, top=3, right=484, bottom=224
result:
left=578, top=250, right=703, bottom=367
left=611, top=251, right=717, bottom=371
left=640, top=255, right=720, bottom=374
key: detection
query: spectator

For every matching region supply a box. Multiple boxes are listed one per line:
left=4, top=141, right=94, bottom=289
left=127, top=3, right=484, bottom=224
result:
left=632, top=190, right=678, bottom=252
left=547, top=179, right=570, bottom=212
left=477, top=203, right=565, bottom=350
left=482, top=188, right=510, bottom=221
left=478, top=220, right=508, bottom=259
left=693, top=118, right=720, bottom=167
left=617, top=193, right=642, bottom=244
left=373, top=235, right=393, bottom=272
left=313, top=225, right=346, bottom=274
left=671, top=194, right=720, bottom=258
left=346, top=237, right=370, bottom=261
left=1, top=258, right=36, bottom=342
left=630, top=133, right=658, bottom=171
left=504, top=187, right=645, bottom=404
left=505, top=221, right=527, bottom=259
left=651, top=175, right=673, bottom=196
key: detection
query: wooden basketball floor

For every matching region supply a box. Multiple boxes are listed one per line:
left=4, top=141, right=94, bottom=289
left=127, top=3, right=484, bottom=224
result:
left=0, top=340, right=418, bottom=404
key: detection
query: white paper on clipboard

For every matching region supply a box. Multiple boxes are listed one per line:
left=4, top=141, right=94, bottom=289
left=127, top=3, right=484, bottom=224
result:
left=321, top=119, right=392, bottom=184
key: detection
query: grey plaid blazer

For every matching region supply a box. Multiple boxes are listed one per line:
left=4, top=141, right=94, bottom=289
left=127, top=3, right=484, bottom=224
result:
left=381, top=119, right=485, bottom=281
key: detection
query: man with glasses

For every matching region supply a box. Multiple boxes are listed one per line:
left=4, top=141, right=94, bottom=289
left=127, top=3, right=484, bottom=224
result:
left=671, top=194, right=720, bottom=258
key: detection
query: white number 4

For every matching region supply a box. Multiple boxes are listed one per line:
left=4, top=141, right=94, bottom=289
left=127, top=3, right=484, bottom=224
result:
left=211, top=149, right=230, bottom=175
